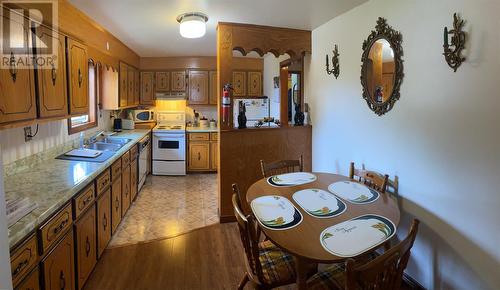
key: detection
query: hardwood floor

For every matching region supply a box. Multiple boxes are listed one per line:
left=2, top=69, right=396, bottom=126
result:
left=84, top=222, right=415, bottom=290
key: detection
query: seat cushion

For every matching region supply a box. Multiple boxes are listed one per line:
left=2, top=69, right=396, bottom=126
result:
left=258, top=240, right=296, bottom=285
left=306, top=263, right=345, bottom=290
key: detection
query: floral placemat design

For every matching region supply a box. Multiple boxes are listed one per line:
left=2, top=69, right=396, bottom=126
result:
left=250, top=195, right=303, bottom=230
left=292, top=188, right=346, bottom=218
left=328, top=181, right=380, bottom=204
left=320, top=214, right=395, bottom=257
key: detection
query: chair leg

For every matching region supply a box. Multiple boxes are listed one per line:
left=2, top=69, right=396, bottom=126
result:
left=238, top=273, right=249, bottom=290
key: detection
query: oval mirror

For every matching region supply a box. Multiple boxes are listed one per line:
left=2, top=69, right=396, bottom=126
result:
left=361, top=18, right=403, bottom=116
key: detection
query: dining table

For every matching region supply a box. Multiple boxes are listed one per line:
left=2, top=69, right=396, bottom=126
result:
left=246, top=172, right=400, bottom=290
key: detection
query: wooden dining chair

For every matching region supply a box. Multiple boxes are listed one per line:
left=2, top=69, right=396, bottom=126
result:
left=307, top=219, right=420, bottom=290
left=260, top=155, right=304, bottom=178
left=232, top=193, right=300, bottom=290
left=349, top=162, right=389, bottom=193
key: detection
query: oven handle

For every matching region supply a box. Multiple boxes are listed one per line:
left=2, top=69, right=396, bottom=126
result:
left=153, top=134, right=185, bottom=139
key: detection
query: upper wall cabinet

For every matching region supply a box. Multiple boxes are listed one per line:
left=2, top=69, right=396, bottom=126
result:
left=247, top=71, right=262, bottom=96
left=156, top=72, right=170, bottom=92
left=188, top=70, right=209, bottom=105
left=119, top=62, right=128, bottom=107
left=140, top=72, right=155, bottom=106
left=67, top=38, right=89, bottom=116
left=232, top=71, right=246, bottom=97
left=36, top=27, right=68, bottom=119
left=171, top=71, right=186, bottom=92
left=209, top=71, right=217, bottom=105
left=134, top=70, right=140, bottom=105
left=0, top=11, right=36, bottom=126
left=127, top=66, right=135, bottom=105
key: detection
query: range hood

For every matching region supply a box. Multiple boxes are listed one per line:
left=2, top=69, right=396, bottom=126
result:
left=155, top=92, right=187, bottom=100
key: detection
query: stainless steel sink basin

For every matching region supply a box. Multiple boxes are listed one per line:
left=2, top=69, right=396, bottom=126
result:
left=85, top=142, right=122, bottom=152
left=101, top=138, right=132, bottom=145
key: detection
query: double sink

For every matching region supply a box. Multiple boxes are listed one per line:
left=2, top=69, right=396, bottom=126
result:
left=85, top=137, right=132, bottom=152
left=58, top=137, right=133, bottom=162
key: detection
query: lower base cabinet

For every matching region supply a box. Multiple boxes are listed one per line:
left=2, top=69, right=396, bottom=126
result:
left=74, top=205, right=97, bottom=290
left=121, top=165, right=131, bottom=215
left=111, top=176, right=122, bottom=234
left=41, top=230, right=75, bottom=290
left=16, top=268, right=40, bottom=290
left=97, top=189, right=112, bottom=258
left=188, top=142, right=210, bottom=170
left=130, top=158, right=138, bottom=201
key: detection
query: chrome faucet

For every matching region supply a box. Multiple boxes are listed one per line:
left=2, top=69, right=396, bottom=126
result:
left=88, top=131, right=105, bottom=144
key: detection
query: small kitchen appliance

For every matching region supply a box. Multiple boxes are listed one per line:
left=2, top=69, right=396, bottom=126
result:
left=132, top=109, right=155, bottom=122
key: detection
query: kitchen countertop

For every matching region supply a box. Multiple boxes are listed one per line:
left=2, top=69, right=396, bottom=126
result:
left=5, top=129, right=151, bottom=248
left=186, top=126, right=218, bottom=133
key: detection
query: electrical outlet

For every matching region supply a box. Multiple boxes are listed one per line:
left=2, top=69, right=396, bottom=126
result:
left=24, top=127, right=32, bottom=142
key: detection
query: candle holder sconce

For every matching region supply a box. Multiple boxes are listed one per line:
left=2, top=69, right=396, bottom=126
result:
left=326, top=44, right=340, bottom=79
left=443, top=13, right=466, bottom=72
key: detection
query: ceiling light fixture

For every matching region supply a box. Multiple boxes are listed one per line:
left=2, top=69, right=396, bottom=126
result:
left=176, top=12, right=208, bottom=39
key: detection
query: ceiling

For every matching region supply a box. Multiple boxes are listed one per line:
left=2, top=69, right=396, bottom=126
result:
left=68, top=0, right=367, bottom=57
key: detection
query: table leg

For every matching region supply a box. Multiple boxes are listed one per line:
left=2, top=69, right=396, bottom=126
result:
left=295, top=256, right=308, bottom=290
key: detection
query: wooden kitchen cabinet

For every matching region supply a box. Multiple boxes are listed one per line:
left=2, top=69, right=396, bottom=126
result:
left=127, top=66, right=135, bottom=105
left=134, top=70, right=140, bottom=105
left=247, top=71, right=262, bottom=96
left=41, top=230, right=75, bottom=290
left=156, top=71, right=170, bottom=91
left=210, top=141, right=218, bottom=171
left=232, top=71, right=246, bottom=97
left=66, top=38, right=89, bottom=116
left=74, top=205, right=96, bottom=290
left=96, top=189, right=111, bottom=258
left=35, top=27, right=68, bottom=119
left=140, top=72, right=155, bottom=105
left=130, top=158, right=138, bottom=201
left=188, top=70, right=209, bottom=105
left=0, top=11, right=36, bottom=125
left=171, top=71, right=186, bottom=92
left=121, top=163, right=131, bottom=215
left=119, top=62, right=128, bottom=107
left=15, top=267, right=40, bottom=290
left=10, top=234, right=38, bottom=287
left=111, top=175, right=122, bottom=234
left=209, top=71, right=218, bottom=105
left=188, top=143, right=210, bottom=171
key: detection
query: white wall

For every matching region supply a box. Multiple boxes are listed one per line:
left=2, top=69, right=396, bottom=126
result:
left=0, top=154, right=13, bottom=290
left=308, top=0, right=500, bottom=289
left=263, top=54, right=289, bottom=120
left=0, top=111, right=111, bottom=166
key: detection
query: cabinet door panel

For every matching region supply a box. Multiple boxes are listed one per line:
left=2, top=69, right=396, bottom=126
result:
left=127, top=67, right=134, bottom=105
left=121, top=165, right=131, bottom=215
left=0, top=12, right=36, bottom=124
left=155, top=72, right=170, bottom=91
left=75, top=205, right=96, bottom=290
left=188, top=71, right=208, bottom=105
left=119, top=62, right=128, bottom=107
left=41, top=231, right=75, bottom=290
left=16, top=267, right=40, bottom=290
left=188, top=143, right=210, bottom=170
left=232, top=71, right=246, bottom=97
left=130, top=158, right=138, bottom=201
left=210, top=142, right=218, bottom=171
left=111, top=176, right=122, bottom=234
left=140, top=72, right=155, bottom=105
left=36, top=28, right=68, bottom=118
left=247, top=71, right=262, bottom=96
left=134, top=70, right=140, bottom=105
left=97, top=189, right=111, bottom=258
left=209, top=71, right=217, bottom=105
left=171, top=71, right=186, bottom=92
left=67, top=38, right=88, bottom=116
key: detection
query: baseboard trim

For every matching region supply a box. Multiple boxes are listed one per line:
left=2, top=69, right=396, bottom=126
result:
left=403, top=273, right=426, bottom=290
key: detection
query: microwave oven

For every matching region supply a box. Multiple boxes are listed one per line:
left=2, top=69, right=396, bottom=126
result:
left=133, top=110, right=155, bottom=122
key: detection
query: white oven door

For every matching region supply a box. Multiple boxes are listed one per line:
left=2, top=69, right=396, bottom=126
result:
left=153, top=133, right=186, bottom=161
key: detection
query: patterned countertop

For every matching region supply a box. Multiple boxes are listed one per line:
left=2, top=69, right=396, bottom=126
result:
left=186, top=126, right=218, bottom=133
left=5, top=129, right=151, bottom=248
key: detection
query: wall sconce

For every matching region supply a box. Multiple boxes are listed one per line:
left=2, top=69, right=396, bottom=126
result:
left=443, top=13, right=466, bottom=72
left=326, top=44, right=340, bottom=79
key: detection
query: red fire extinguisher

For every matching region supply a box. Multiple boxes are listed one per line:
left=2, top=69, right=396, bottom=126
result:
left=222, top=84, right=232, bottom=125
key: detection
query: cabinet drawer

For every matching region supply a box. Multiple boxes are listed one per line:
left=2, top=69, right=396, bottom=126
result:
left=111, top=159, right=122, bottom=181
left=15, top=267, right=40, bottom=290
left=122, top=151, right=130, bottom=167
left=96, top=168, right=111, bottom=196
left=189, top=133, right=210, bottom=141
left=130, top=144, right=138, bottom=160
left=210, top=132, right=218, bottom=141
left=41, top=230, right=75, bottom=290
left=39, top=203, right=73, bottom=254
left=73, top=184, right=95, bottom=219
left=10, top=234, right=38, bottom=287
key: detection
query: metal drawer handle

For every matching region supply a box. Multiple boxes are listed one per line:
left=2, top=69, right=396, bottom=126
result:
left=85, top=236, right=91, bottom=257
left=198, top=152, right=201, bottom=160
left=103, top=213, right=107, bottom=230
left=59, top=270, right=66, bottom=290
left=52, top=218, right=68, bottom=236
left=12, top=258, right=29, bottom=276
left=115, top=196, right=120, bottom=210
left=9, top=52, right=17, bottom=82
left=79, top=194, right=93, bottom=210
left=51, top=63, right=57, bottom=85
left=78, top=68, right=83, bottom=88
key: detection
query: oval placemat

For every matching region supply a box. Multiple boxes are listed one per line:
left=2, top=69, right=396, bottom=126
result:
left=328, top=181, right=380, bottom=204
left=292, top=188, right=346, bottom=218
left=250, top=195, right=303, bottom=230
left=267, top=172, right=317, bottom=187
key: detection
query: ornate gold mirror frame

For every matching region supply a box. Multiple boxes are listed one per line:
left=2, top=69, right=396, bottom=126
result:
left=360, top=18, right=404, bottom=116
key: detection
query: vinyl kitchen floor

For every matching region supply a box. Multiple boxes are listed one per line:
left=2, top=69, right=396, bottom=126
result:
left=108, top=173, right=218, bottom=247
